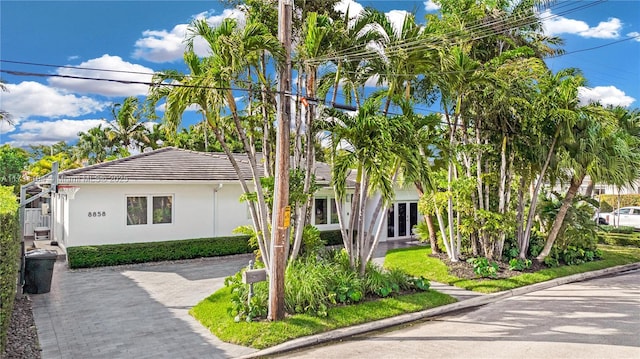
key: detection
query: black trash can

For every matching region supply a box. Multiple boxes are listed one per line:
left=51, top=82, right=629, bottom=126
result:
left=23, top=249, right=58, bottom=294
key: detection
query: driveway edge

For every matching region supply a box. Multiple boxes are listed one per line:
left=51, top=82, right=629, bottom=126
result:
left=240, top=262, right=640, bottom=358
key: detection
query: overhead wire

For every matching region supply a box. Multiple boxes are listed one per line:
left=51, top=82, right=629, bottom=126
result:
left=307, top=0, right=605, bottom=66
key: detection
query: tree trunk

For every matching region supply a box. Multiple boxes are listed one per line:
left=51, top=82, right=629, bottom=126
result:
left=537, top=174, right=586, bottom=261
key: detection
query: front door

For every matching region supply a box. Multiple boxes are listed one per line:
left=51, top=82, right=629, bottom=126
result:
left=387, top=202, right=418, bottom=239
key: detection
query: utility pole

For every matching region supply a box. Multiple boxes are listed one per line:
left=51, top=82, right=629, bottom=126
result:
left=269, top=0, right=292, bottom=321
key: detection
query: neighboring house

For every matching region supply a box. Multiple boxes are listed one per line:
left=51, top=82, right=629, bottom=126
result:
left=35, top=147, right=420, bottom=253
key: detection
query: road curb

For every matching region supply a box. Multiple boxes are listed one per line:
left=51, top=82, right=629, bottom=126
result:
left=239, top=262, right=640, bottom=358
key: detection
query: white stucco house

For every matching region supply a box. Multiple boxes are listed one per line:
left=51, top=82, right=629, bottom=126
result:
left=36, top=147, right=420, bottom=252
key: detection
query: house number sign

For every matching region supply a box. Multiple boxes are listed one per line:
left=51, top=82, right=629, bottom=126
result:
left=88, top=211, right=107, bottom=218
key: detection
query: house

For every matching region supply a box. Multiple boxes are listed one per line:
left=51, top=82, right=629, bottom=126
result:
left=33, top=147, right=421, bottom=253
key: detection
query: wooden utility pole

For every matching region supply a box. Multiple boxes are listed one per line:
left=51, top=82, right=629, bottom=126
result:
left=269, top=0, right=292, bottom=321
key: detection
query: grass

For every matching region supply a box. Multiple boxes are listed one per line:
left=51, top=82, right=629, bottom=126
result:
left=384, top=245, right=640, bottom=294
left=190, top=286, right=456, bottom=349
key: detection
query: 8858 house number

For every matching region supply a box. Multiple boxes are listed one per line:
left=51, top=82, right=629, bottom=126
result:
left=88, top=211, right=107, bottom=217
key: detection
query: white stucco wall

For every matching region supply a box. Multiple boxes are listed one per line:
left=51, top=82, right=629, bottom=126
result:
left=59, top=182, right=251, bottom=247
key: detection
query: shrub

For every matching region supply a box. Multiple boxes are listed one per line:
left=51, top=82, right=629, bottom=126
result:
left=300, top=225, right=325, bottom=257
left=467, top=257, right=499, bottom=278
left=319, top=230, right=343, bottom=246
left=508, top=258, right=532, bottom=271
left=328, top=269, right=364, bottom=304
left=224, top=268, right=268, bottom=322
left=598, top=225, right=635, bottom=234
left=284, top=258, right=333, bottom=316
left=597, top=232, right=640, bottom=247
left=364, top=263, right=399, bottom=297
left=0, top=186, right=19, bottom=352
left=67, top=236, right=253, bottom=268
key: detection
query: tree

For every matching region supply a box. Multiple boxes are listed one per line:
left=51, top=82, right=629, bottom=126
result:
left=0, top=145, right=29, bottom=190
left=322, top=96, right=397, bottom=274
left=105, top=97, right=151, bottom=152
left=74, top=125, right=119, bottom=165
left=537, top=105, right=640, bottom=261
left=149, top=16, right=284, bottom=270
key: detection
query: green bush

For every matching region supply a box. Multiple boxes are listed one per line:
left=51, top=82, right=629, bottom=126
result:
left=598, top=225, right=636, bottom=234
left=67, top=236, right=253, bottom=268
left=508, top=258, right=532, bottom=271
left=467, top=257, right=499, bottom=278
left=597, top=232, right=640, bottom=247
left=319, top=229, right=343, bottom=246
left=225, top=250, right=430, bottom=322
left=598, top=194, right=640, bottom=209
left=0, top=186, right=19, bottom=352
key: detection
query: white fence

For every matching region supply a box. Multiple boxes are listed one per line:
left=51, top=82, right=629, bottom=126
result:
left=24, top=208, right=50, bottom=237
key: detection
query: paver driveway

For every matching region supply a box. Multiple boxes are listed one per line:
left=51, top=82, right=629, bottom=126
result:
left=31, top=254, right=258, bottom=359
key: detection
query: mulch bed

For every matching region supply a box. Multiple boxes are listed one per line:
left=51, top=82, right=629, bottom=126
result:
left=429, top=252, right=546, bottom=280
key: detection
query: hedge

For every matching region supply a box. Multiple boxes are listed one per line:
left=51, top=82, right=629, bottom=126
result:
left=67, top=236, right=253, bottom=269
left=598, top=194, right=640, bottom=210
left=597, top=232, right=640, bottom=247
left=0, top=186, right=19, bottom=352
left=319, top=229, right=343, bottom=246
left=67, top=230, right=349, bottom=269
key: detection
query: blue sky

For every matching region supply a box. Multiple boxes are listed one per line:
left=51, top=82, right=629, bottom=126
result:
left=1, top=0, right=639, bottom=147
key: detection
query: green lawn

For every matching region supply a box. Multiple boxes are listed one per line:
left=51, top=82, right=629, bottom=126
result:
left=384, top=245, right=640, bottom=293
left=191, top=244, right=640, bottom=348
left=190, top=287, right=456, bottom=349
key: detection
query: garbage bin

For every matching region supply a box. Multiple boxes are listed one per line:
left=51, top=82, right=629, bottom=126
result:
left=23, top=249, right=58, bottom=294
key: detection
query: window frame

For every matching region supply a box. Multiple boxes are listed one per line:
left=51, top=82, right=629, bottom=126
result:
left=125, top=194, right=174, bottom=226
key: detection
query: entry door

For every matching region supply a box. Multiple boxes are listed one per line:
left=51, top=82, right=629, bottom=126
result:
left=387, top=202, right=418, bottom=238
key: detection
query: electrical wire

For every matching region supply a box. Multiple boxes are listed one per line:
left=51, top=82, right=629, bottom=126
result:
left=306, top=0, right=605, bottom=66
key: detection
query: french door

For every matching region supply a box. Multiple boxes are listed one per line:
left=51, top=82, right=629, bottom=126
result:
left=386, top=202, right=418, bottom=239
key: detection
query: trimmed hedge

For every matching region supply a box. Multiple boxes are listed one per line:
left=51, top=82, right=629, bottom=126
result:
left=598, top=225, right=636, bottom=234
left=67, top=230, right=348, bottom=269
left=319, top=229, right=343, bottom=246
left=597, top=232, right=640, bottom=247
left=0, top=186, right=19, bottom=352
left=67, top=236, right=253, bottom=269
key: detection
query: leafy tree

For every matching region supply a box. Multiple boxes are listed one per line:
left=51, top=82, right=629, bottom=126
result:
left=0, top=145, right=29, bottom=190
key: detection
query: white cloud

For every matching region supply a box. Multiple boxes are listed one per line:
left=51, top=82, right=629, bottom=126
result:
left=334, top=0, right=364, bottom=19
left=424, top=1, right=441, bottom=12
left=154, top=102, right=201, bottom=113
left=48, top=55, right=154, bottom=97
left=8, top=119, right=107, bottom=146
left=133, top=8, right=245, bottom=63
left=0, top=82, right=109, bottom=125
left=541, top=10, right=621, bottom=39
left=578, top=86, right=635, bottom=107
left=386, top=10, right=410, bottom=37
left=627, top=32, right=640, bottom=42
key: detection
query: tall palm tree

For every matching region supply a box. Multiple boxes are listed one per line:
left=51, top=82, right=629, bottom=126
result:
left=538, top=105, right=640, bottom=260
left=74, top=124, right=116, bottom=164
left=322, top=96, right=396, bottom=273
left=105, top=97, right=150, bottom=152
left=149, top=17, right=283, bottom=269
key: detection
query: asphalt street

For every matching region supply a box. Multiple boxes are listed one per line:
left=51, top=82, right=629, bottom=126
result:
left=276, top=270, right=640, bottom=359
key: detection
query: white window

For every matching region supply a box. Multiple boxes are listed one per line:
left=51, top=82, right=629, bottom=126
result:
left=126, top=195, right=173, bottom=226
left=314, top=197, right=340, bottom=225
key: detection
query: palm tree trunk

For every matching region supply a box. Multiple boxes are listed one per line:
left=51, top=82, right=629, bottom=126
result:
left=537, top=174, right=586, bottom=261
left=523, top=132, right=559, bottom=254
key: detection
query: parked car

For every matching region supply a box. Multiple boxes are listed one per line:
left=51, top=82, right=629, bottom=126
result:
left=596, top=206, right=640, bottom=229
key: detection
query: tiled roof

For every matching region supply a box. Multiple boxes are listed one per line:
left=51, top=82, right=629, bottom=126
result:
left=57, top=147, right=339, bottom=185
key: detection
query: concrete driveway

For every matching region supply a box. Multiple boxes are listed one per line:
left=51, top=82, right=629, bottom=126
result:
left=276, top=270, right=640, bottom=359
left=31, top=254, right=258, bottom=359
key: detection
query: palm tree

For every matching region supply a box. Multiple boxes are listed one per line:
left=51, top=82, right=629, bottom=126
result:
left=322, top=96, right=396, bottom=274
left=537, top=105, right=640, bottom=261
left=149, top=17, right=283, bottom=269
left=105, top=97, right=150, bottom=152
left=74, top=124, right=116, bottom=164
